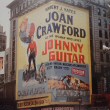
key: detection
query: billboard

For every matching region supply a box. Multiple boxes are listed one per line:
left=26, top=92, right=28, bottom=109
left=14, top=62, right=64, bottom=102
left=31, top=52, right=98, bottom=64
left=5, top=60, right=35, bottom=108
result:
left=0, top=51, right=5, bottom=74
left=16, top=1, right=91, bottom=106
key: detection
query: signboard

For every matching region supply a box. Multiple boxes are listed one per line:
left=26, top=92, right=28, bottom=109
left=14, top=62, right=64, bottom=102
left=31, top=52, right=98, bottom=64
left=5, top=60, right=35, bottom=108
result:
left=41, top=107, right=75, bottom=110
left=19, top=106, right=75, bottom=110
left=0, top=51, right=5, bottom=74
left=17, top=96, right=51, bottom=109
left=16, top=1, right=92, bottom=106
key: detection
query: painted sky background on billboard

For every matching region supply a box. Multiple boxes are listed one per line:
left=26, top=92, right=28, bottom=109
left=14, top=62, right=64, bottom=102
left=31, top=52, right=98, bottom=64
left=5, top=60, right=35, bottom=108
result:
left=16, top=1, right=91, bottom=106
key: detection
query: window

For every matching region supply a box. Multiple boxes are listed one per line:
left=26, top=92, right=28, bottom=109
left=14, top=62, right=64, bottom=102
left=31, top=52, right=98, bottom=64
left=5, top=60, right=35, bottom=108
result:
left=100, top=40, right=103, bottom=49
left=28, top=0, right=32, bottom=5
left=109, top=22, right=110, bottom=30
left=3, top=45, right=6, bottom=50
left=13, top=31, right=16, bottom=38
left=23, top=3, right=25, bottom=9
left=21, top=4, right=23, bottom=10
left=105, top=30, right=108, bottom=39
left=109, top=32, right=110, bottom=39
left=101, top=65, right=104, bottom=73
left=100, top=52, right=104, bottom=62
left=12, top=40, right=15, bottom=47
left=106, top=53, right=109, bottom=62
left=14, top=9, right=16, bottom=15
left=19, top=4, right=23, bottom=11
left=98, top=19, right=101, bottom=26
left=105, top=42, right=108, bottom=47
left=98, top=0, right=100, bottom=4
left=90, top=18, right=92, bottom=27
left=104, top=20, right=107, bottom=28
left=27, top=1, right=28, bottom=6
left=19, top=5, right=21, bottom=11
left=99, top=30, right=102, bottom=37
left=12, top=61, right=15, bottom=71
left=90, top=28, right=93, bottom=39
left=98, top=8, right=101, bottom=15
left=16, top=7, right=18, bottom=14
left=11, top=10, right=13, bottom=17
left=2, top=39, right=5, bottom=43
left=13, top=20, right=16, bottom=30
left=6, top=55, right=8, bottom=61
left=103, top=10, right=106, bottom=17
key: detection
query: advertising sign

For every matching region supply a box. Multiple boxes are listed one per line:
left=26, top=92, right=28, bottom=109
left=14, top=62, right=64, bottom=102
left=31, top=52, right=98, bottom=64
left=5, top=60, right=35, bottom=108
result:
left=0, top=51, right=5, bottom=74
left=17, top=96, right=51, bottom=109
left=41, top=107, right=75, bottom=110
left=20, top=106, right=75, bottom=110
left=16, top=1, right=91, bottom=106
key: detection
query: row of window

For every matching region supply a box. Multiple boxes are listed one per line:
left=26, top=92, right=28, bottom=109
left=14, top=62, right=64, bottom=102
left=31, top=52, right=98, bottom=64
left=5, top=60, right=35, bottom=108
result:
left=100, top=52, right=110, bottom=62
left=98, top=19, right=107, bottom=28
left=11, top=20, right=16, bottom=73
left=0, top=40, right=6, bottom=43
left=11, top=0, right=35, bottom=17
left=0, top=45, right=6, bottom=50
left=11, top=0, right=46, bottom=18
left=97, top=7, right=110, bottom=64
left=99, top=39, right=110, bottom=62
left=11, top=0, right=108, bottom=19
left=98, top=8, right=106, bottom=17
left=99, top=40, right=109, bottom=50
left=99, top=30, right=110, bottom=39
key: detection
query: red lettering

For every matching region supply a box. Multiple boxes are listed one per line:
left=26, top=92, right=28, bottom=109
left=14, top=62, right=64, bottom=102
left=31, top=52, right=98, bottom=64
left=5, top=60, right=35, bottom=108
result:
left=78, top=44, right=83, bottom=53
left=63, top=41, right=70, bottom=51
left=56, top=51, right=63, bottom=61
left=49, top=51, right=85, bottom=64
left=72, top=54, right=78, bottom=63
left=79, top=54, right=85, bottom=64
left=48, top=40, right=53, bottom=49
left=71, top=43, right=77, bottom=52
left=42, top=40, right=54, bottom=55
left=49, top=51, right=55, bottom=61
left=55, top=40, right=62, bottom=50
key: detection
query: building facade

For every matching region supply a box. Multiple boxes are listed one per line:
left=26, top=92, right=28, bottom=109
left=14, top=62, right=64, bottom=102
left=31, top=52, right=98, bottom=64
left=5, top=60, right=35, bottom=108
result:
left=0, top=74, right=4, bottom=99
left=89, top=0, right=110, bottom=94
left=4, top=48, right=10, bottom=83
left=4, top=48, right=15, bottom=100
left=0, top=25, right=6, bottom=52
left=7, top=0, right=110, bottom=109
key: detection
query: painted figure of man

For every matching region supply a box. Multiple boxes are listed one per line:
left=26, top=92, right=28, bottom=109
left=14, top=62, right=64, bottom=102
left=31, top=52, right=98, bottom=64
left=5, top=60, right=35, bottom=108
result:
left=62, top=75, right=71, bottom=89
left=27, top=23, right=37, bottom=72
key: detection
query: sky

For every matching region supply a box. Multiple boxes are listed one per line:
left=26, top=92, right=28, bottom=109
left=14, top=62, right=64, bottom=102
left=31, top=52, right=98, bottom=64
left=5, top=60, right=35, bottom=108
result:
left=0, top=0, right=13, bottom=48
left=0, top=0, right=110, bottom=49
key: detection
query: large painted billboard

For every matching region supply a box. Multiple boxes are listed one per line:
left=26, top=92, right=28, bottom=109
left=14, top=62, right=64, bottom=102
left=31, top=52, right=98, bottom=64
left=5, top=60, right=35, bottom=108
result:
left=16, top=1, right=91, bottom=106
left=0, top=51, right=5, bottom=74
